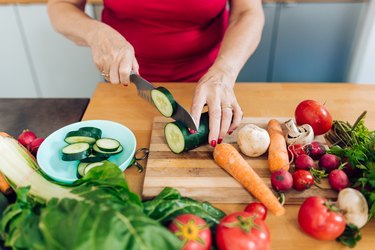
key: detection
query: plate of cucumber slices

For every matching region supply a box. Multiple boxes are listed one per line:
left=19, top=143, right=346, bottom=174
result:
left=37, top=120, right=136, bottom=185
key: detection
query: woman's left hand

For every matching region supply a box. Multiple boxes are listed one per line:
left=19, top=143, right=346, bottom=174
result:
left=191, top=65, right=243, bottom=147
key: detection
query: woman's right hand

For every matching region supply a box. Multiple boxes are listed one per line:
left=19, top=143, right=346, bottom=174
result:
left=87, top=24, right=139, bottom=85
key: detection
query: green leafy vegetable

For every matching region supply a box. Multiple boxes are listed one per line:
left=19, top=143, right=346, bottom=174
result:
left=143, top=187, right=225, bottom=227
left=336, top=224, right=362, bottom=248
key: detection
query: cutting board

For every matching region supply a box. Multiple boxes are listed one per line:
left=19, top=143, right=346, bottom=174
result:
left=142, top=117, right=337, bottom=204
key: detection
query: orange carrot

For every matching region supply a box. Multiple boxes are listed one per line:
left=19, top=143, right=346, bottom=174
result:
left=267, top=119, right=290, bottom=172
left=0, top=172, right=13, bottom=195
left=213, top=143, right=286, bottom=216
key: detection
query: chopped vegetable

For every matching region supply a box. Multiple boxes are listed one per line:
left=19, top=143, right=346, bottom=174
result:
left=284, top=119, right=314, bottom=145
left=213, top=143, right=285, bottom=216
left=151, top=87, right=177, bottom=117
left=267, top=119, right=290, bottom=172
left=61, top=142, right=91, bottom=161
left=237, top=124, right=270, bottom=157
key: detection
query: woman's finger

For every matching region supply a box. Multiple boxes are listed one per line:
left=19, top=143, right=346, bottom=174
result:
left=218, top=104, right=233, bottom=143
left=228, top=103, right=243, bottom=133
left=207, top=100, right=221, bottom=147
left=190, top=89, right=206, bottom=131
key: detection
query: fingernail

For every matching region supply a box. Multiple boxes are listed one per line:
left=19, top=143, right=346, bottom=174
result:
left=210, top=140, right=217, bottom=147
left=218, top=138, right=223, bottom=144
left=228, top=131, right=233, bottom=135
left=188, top=128, right=197, bottom=134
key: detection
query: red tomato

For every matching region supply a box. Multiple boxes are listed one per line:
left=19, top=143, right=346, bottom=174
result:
left=244, top=202, right=268, bottom=220
left=168, top=214, right=211, bottom=250
left=295, top=100, right=333, bottom=136
left=287, top=144, right=306, bottom=162
left=216, top=212, right=270, bottom=250
left=292, top=170, right=314, bottom=191
left=298, top=196, right=346, bottom=240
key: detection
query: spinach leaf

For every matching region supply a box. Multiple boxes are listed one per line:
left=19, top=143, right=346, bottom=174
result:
left=143, top=187, right=225, bottom=227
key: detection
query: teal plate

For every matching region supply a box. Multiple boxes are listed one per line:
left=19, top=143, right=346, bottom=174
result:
left=37, top=120, right=136, bottom=185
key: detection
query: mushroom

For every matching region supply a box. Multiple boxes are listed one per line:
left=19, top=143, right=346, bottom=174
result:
left=284, top=119, right=314, bottom=145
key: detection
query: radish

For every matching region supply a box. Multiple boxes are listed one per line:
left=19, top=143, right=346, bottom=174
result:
left=305, top=141, right=326, bottom=160
left=328, top=169, right=349, bottom=191
left=287, top=144, right=306, bottom=162
left=318, top=153, right=340, bottom=172
left=17, top=129, right=37, bottom=148
left=337, top=188, right=368, bottom=228
left=294, top=154, right=314, bottom=170
left=28, top=137, right=44, bottom=157
left=271, top=169, right=293, bottom=191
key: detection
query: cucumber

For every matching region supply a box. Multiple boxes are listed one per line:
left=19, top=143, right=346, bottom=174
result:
left=95, top=138, right=121, bottom=152
left=80, top=154, right=108, bottom=163
left=61, top=142, right=91, bottom=161
left=77, top=162, right=89, bottom=178
left=64, top=130, right=98, bottom=144
left=92, top=144, right=123, bottom=157
left=84, top=162, right=105, bottom=176
left=164, top=112, right=209, bottom=154
left=151, top=87, right=176, bottom=117
left=78, top=126, right=102, bottom=138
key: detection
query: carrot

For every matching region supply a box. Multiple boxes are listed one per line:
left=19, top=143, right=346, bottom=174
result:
left=0, top=172, right=13, bottom=195
left=267, top=119, right=290, bottom=172
left=213, top=143, right=286, bottom=216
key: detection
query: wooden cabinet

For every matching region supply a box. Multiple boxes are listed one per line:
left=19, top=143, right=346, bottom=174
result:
left=237, top=2, right=365, bottom=82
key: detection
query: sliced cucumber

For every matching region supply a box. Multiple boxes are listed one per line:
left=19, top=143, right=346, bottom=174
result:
left=92, top=144, right=123, bottom=157
left=77, top=162, right=89, bottom=178
left=80, top=154, right=108, bottom=163
left=151, top=87, right=176, bottom=117
left=78, top=126, right=102, bottom=138
left=164, top=112, right=209, bottom=154
left=62, top=142, right=91, bottom=161
left=83, top=162, right=105, bottom=176
left=95, top=138, right=121, bottom=152
left=64, top=130, right=98, bottom=144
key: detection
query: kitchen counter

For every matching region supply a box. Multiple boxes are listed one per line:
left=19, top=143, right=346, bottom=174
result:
left=0, top=98, right=89, bottom=138
left=82, top=82, right=375, bottom=250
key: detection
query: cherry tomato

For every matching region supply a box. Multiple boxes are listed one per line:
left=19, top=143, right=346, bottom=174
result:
left=168, top=214, right=211, bottom=250
left=298, top=196, right=346, bottom=240
left=287, top=144, right=306, bottom=162
left=216, top=212, right=270, bottom=250
left=292, top=170, right=314, bottom=191
left=295, top=100, right=333, bottom=136
left=244, top=202, right=268, bottom=220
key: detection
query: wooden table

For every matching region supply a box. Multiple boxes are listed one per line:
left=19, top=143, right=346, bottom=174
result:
left=82, top=82, right=375, bottom=250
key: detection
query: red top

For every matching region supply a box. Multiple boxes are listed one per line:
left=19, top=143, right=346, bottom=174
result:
left=102, top=0, right=229, bottom=82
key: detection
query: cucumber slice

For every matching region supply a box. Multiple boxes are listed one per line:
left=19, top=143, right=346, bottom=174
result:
left=77, top=162, right=89, bottom=178
left=80, top=154, right=108, bottom=163
left=64, top=130, right=98, bottom=144
left=92, top=144, right=123, bottom=157
left=62, top=142, right=91, bottom=161
left=95, top=138, right=121, bottom=152
left=83, top=162, right=105, bottom=176
left=164, top=112, right=209, bottom=154
left=78, top=126, right=102, bottom=138
left=151, top=87, right=176, bottom=117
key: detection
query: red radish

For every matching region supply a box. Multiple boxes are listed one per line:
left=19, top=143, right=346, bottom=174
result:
left=17, top=129, right=37, bottom=147
left=294, top=154, right=315, bottom=170
left=319, top=153, right=340, bottom=172
left=271, top=169, right=293, bottom=191
left=287, top=144, right=306, bottom=162
left=28, top=138, right=44, bottom=157
left=292, top=170, right=314, bottom=191
left=328, top=169, right=349, bottom=191
left=305, top=141, right=326, bottom=160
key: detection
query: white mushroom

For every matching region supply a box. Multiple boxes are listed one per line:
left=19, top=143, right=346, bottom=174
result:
left=284, top=119, right=314, bottom=145
left=237, top=124, right=270, bottom=157
left=337, top=188, right=369, bottom=229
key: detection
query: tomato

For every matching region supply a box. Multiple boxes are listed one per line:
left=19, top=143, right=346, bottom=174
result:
left=287, top=144, right=306, bottom=162
left=295, top=100, right=333, bottom=136
left=298, top=196, right=346, bottom=240
left=244, top=202, right=268, bottom=220
left=168, top=214, right=211, bottom=250
left=292, top=170, right=314, bottom=191
left=216, top=212, right=270, bottom=250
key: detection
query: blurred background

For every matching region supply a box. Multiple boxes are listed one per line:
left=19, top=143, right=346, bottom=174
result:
left=0, top=0, right=374, bottom=98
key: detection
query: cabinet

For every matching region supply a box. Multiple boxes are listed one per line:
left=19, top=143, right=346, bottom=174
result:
left=237, top=2, right=366, bottom=83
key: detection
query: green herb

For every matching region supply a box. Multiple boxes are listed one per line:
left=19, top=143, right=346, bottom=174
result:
left=336, top=224, right=362, bottom=248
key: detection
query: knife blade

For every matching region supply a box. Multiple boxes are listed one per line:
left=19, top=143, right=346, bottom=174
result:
left=130, top=73, right=198, bottom=131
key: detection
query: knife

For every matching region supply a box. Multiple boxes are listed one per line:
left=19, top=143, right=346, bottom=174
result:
left=130, top=73, right=198, bottom=131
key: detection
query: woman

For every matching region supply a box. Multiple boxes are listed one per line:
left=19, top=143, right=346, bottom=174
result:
left=48, top=0, right=264, bottom=147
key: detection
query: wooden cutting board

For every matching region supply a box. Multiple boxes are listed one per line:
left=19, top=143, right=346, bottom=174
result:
left=142, top=117, right=337, bottom=204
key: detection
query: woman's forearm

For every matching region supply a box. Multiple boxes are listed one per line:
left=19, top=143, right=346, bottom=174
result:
left=47, top=0, right=107, bottom=46
left=213, top=0, right=265, bottom=81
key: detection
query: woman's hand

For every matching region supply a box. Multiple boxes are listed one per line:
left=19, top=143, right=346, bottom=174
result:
left=191, top=65, right=243, bottom=147
left=87, top=24, right=139, bottom=85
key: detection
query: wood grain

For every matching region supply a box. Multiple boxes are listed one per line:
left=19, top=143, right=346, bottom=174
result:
left=143, top=116, right=337, bottom=204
